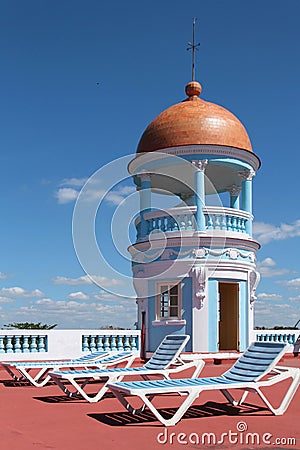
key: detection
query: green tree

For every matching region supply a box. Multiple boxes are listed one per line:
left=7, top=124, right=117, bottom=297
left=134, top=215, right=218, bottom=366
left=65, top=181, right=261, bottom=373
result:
left=3, top=322, right=57, bottom=330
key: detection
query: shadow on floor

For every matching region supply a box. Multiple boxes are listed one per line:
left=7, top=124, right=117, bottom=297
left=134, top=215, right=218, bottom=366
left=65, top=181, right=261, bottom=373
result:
left=34, top=391, right=115, bottom=403
left=88, top=401, right=268, bottom=427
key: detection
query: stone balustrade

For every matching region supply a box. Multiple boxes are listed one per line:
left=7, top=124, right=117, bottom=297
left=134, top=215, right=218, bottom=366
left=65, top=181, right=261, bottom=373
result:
left=136, top=206, right=251, bottom=240
left=0, top=329, right=140, bottom=361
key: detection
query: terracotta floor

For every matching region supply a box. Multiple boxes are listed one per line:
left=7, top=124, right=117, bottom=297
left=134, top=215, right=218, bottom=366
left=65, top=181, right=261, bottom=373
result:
left=0, top=356, right=299, bottom=450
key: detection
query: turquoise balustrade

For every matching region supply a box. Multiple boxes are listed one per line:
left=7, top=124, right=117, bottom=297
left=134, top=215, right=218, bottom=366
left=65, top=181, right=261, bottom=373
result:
left=82, top=332, right=140, bottom=352
left=256, top=333, right=297, bottom=345
left=136, top=206, right=251, bottom=240
left=0, top=334, right=48, bottom=353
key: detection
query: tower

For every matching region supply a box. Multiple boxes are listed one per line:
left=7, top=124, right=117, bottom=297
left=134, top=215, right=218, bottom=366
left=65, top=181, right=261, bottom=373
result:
left=128, top=80, right=261, bottom=354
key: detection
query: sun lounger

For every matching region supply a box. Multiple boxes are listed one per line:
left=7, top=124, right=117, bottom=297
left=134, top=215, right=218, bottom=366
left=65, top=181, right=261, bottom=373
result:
left=49, top=334, right=204, bottom=402
left=107, top=342, right=300, bottom=426
left=1, top=350, right=135, bottom=387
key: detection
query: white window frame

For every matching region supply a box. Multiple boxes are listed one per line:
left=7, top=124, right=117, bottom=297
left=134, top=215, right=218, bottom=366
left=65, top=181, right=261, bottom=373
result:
left=155, top=282, right=182, bottom=321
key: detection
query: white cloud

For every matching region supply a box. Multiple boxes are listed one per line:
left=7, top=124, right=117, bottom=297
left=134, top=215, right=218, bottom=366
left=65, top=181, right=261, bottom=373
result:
left=289, top=295, right=300, bottom=302
left=253, top=220, right=300, bottom=244
left=105, top=186, right=136, bottom=206
left=54, top=176, right=135, bottom=206
left=0, top=287, right=44, bottom=298
left=55, top=187, right=79, bottom=204
left=0, top=296, right=14, bottom=304
left=256, top=258, right=290, bottom=278
left=68, top=291, right=90, bottom=301
left=279, top=278, right=300, bottom=290
left=59, top=177, right=88, bottom=187
left=257, top=293, right=283, bottom=301
left=53, top=275, right=122, bottom=287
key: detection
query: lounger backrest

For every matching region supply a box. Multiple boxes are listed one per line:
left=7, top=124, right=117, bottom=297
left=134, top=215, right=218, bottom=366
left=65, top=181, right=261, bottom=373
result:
left=72, top=351, right=107, bottom=363
left=143, top=335, right=189, bottom=370
left=222, top=342, right=287, bottom=383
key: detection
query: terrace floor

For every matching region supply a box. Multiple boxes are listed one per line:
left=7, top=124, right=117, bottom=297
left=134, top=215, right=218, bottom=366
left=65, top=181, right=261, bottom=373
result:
left=0, top=356, right=299, bottom=450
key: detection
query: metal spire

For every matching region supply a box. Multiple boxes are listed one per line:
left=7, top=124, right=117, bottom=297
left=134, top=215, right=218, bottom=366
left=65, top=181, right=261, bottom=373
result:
left=187, top=18, right=200, bottom=81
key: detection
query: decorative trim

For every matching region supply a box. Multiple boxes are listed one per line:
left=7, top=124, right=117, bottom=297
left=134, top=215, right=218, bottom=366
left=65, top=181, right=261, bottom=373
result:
left=152, top=319, right=186, bottom=327
left=129, top=235, right=261, bottom=254
left=249, top=270, right=260, bottom=308
left=192, top=159, right=208, bottom=172
left=192, top=247, right=256, bottom=262
left=191, top=266, right=207, bottom=309
left=227, top=184, right=242, bottom=196
left=138, top=171, right=151, bottom=183
left=238, top=169, right=255, bottom=181
left=128, top=144, right=261, bottom=174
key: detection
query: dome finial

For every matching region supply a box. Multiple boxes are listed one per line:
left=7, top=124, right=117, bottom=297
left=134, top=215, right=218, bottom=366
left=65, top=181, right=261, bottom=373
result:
left=187, top=17, right=200, bottom=81
left=185, top=81, right=202, bottom=98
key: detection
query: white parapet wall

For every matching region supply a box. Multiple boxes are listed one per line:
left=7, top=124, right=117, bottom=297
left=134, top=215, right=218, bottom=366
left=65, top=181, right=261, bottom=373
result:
left=0, top=329, right=141, bottom=361
left=250, top=329, right=300, bottom=353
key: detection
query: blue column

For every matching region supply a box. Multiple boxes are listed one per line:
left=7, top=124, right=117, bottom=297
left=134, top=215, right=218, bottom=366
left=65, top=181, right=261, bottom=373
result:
left=239, top=170, right=255, bottom=235
left=229, top=185, right=241, bottom=209
left=193, top=160, right=208, bottom=232
left=139, top=172, right=151, bottom=239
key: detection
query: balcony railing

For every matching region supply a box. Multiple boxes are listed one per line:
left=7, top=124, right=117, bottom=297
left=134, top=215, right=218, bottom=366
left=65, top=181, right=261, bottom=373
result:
left=136, top=206, right=251, bottom=240
left=0, top=328, right=298, bottom=361
left=0, top=329, right=141, bottom=361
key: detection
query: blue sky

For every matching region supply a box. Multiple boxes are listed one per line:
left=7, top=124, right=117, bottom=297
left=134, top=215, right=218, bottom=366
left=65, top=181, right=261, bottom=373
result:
left=0, top=0, right=299, bottom=329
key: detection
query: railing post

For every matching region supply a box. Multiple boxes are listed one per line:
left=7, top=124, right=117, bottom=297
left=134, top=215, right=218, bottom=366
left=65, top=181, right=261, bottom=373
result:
left=192, top=160, right=208, bottom=232
left=137, top=172, right=151, bottom=240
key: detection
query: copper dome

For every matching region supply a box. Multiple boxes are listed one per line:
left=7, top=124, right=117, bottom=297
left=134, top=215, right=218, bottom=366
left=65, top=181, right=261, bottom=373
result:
left=136, top=81, right=252, bottom=153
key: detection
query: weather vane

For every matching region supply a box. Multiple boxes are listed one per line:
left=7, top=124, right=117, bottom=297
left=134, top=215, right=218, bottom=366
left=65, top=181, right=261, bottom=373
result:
left=187, top=18, right=200, bottom=81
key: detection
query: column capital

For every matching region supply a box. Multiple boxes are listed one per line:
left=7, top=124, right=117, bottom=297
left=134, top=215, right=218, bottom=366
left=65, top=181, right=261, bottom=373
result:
left=238, top=169, right=255, bottom=181
left=192, top=159, right=208, bottom=172
left=138, top=171, right=151, bottom=183
left=227, top=184, right=242, bottom=196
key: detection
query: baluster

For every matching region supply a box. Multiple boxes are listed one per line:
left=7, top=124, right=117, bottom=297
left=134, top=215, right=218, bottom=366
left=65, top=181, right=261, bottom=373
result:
left=0, top=336, right=5, bottom=353
left=227, top=215, right=232, bottom=231
left=90, top=335, right=96, bottom=352
left=117, top=335, right=123, bottom=351
left=130, top=335, right=137, bottom=351
left=237, top=217, right=242, bottom=232
left=166, top=215, right=173, bottom=231
left=124, top=335, right=130, bottom=350
left=6, top=336, right=13, bottom=353
left=23, top=335, right=30, bottom=352
left=96, top=335, right=104, bottom=351
left=160, top=216, right=166, bottom=232
left=214, top=215, right=221, bottom=230
left=13, top=335, right=21, bottom=353
left=231, top=216, right=237, bottom=231
left=110, top=336, right=117, bottom=351
left=103, top=335, right=110, bottom=351
left=173, top=215, right=179, bottom=231
left=220, top=215, right=226, bottom=230
left=207, top=215, right=213, bottom=230
left=82, top=335, right=89, bottom=352
left=187, top=214, right=192, bottom=230
left=38, top=335, right=46, bottom=352
left=179, top=215, right=185, bottom=230
left=30, top=336, right=38, bottom=352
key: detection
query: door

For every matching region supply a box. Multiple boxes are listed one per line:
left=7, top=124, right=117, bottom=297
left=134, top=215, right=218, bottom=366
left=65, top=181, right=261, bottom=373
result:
left=218, top=282, right=239, bottom=351
left=141, top=311, right=146, bottom=360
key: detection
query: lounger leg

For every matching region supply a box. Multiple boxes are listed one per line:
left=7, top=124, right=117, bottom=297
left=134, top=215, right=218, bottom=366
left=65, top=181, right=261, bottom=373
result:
left=2, top=365, right=24, bottom=381
left=220, top=389, right=239, bottom=406
left=16, top=368, right=52, bottom=387
left=254, top=371, right=300, bottom=415
left=110, top=389, right=201, bottom=427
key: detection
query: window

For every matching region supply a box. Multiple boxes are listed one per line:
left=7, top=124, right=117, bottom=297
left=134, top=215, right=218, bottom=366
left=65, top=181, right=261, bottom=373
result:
left=156, top=283, right=181, bottom=320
